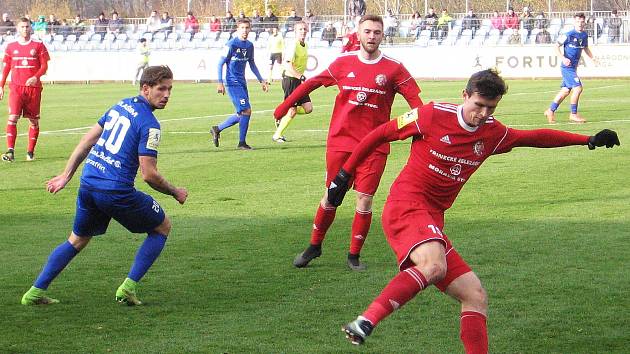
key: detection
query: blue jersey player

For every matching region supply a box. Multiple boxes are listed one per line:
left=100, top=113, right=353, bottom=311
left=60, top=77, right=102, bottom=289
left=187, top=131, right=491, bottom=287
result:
left=21, top=66, right=188, bottom=306
left=544, top=13, right=596, bottom=124
left=211, top=18, right=269, bottom=150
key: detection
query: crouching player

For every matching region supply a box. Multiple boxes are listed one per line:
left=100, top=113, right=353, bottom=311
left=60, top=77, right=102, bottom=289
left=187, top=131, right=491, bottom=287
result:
left=21, top=66, right=188, bottom=306
left=327, top=69, right=619, bottom=351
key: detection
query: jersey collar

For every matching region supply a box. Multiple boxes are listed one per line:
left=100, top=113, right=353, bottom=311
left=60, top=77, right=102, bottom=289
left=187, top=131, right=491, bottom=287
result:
left=457, top=105, right=479, bottom=133
left=134, top=95, right=152, bottom=110
left=357, top=51, right=383, bottom=64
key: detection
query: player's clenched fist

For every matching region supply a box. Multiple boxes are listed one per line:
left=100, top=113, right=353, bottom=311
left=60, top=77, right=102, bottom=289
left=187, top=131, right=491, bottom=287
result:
left=588, top=129, right=620, bottom=150
left=327, top=169, right=351, bottom=207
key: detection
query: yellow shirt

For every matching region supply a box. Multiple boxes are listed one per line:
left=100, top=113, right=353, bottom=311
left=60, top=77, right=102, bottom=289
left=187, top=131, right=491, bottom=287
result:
left=267, top=34, right=284, bottom=54
left=283, top=39, right=308, bottom=77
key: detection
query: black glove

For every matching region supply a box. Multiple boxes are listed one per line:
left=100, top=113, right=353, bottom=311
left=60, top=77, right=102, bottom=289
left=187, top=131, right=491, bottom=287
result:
left=588, top=129, right=620, bottom=150
left=300, top=75, right=306, bottom=82
left=327, top=168, right=351, bottom=207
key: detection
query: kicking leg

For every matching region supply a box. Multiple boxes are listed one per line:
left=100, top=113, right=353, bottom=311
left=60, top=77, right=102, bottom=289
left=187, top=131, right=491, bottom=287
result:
left=445, top=272, right=489, bottom=354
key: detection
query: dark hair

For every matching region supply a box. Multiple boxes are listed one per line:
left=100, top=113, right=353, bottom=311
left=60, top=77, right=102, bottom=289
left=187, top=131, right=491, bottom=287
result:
left=575, top=12, right=586, bottom=19
left=140, top=66, right=173, bottom=87
left=139, top=38, right=146, bottom=43
left=358, top=15, right=383, bottom=27
left=236, top=18, right=251, bottom=26
left=18, top=17, right=30, bottom=24
left=465, top=69, right=508, bottom=99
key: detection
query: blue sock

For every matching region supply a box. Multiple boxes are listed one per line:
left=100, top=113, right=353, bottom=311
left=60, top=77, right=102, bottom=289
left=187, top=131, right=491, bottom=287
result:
left=570, top=104, right=578, bottom=114
left=33, top=241, right=79, bottom=290
left=238, top=114, right=251, bottom=143
left=550, top=102, right=559, bottom=112
left=218, top=114, right=241, bottom=131
left=128, top=233, right=167, bottom=282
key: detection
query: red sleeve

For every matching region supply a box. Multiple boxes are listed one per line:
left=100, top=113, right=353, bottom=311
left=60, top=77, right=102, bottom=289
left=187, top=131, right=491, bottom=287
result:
left=273, top=69, right=332, bottom=119
left=342, top=106, right=427, bottom=174
left=0, top=62, right=10, bottom=88
left=494, top=128, right=590, bottom=154
left=34, top=56, right=49, bottom=79
left=395, top=64, right=422, bottom=109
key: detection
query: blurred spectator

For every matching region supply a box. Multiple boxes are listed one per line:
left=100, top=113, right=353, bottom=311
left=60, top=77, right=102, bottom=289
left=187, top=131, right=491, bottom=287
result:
left=462, top=9, right=480, bottom=35
left=491, top=10, right=504, bottom=33
left=223, top=11, right=236, bottom=34
left=251, top=9, right=263, bottom=38
left=72, top=14, right=87, bottom=36
left=503, top=8, right=519, bottom=30
left=520, top=6, right=534, bottom=35
left=146, top=10, right=161, bottom=33
left=94, top=12, right=109, bottom=39
left=341, top=23, right=359, bottom=52
left=160, top=12, right=173, bottom=35
left=285, top=8, right=302, bottom=33
left=410, top=11, right=422, bottom=38
left=321, top=21, right=337, bottom=46
left=304, top=9, right=318, bottom=31
left=108, top=11, right=124, bottom=36
left=585, top=15, right=597, bottom=38
left=606, top=10, right=622, bottom=43
left=348, top=0, right=367, bottom=18
left=384, top=9, right=399, bottom=45
left=437, top=9, right=453, bottom=41
left=238, top=10, right=248, bottom=21
left=536, top=27, right=551, bottom=43
left=47, top=14, right=60, bottom=35
left=423, top=7, right=438, bottom=38
left=1, top=13, right=15, bottom=35
left=58, top=19, right=72, bottom=39
left=184, top=11, right=199, bottom=34
left=32, top=15, right=47, bottom=38
left=535, top=11, right=547, bottom=29
left=267, top=26, right=284, bottom=82
left=263, top=8, right=279, bottom=32
left=209, top=15, right=222, bottom=38
left=508, top=30, right=521, bottom=44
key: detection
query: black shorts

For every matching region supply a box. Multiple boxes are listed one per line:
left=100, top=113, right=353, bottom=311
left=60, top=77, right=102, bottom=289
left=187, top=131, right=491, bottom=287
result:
left=282, top=76, right=311, bottom=106
left=269, top=53, right=282, bottom=65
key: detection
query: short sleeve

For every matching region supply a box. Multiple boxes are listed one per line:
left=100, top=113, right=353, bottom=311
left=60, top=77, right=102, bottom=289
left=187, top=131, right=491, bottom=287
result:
left=138, top=118, right=161, bottom=157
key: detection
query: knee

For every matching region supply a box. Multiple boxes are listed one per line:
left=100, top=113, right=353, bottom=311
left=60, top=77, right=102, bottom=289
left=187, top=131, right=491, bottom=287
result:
left=28, top=119, right=39, bottom=128
left=464, top=285, right=488, bottom=312
left=154, top=216, right=172, bottom=236
left=355, top=194, right=373, bottom=212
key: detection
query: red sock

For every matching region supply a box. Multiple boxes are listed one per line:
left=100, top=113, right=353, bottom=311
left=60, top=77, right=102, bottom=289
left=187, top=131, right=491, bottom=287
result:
left=309, top=204, right=336, bottom=246
left=27, top=125, right=39, bottom=153
left=362, top=267, right=427, bottom=326
left=6, top=123, right=17, bottom=150
left=460, top=311, right=488, bottom=354
left=349, top=209, right=372, bottom=255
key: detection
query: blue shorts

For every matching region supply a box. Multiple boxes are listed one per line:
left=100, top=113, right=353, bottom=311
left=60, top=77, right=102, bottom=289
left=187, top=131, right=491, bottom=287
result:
left=73, top=187, right=165, bottom=237
left=226, top=84, right=251, bottom=113
left=561, top=67, right=582, bottom=89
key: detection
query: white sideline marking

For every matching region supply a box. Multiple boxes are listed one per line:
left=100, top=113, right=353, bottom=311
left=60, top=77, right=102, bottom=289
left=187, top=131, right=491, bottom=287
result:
left=1, top=83, right=628, bottom=138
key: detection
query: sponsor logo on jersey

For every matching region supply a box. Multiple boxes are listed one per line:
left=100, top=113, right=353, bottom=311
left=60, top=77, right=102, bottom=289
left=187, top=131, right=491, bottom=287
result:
left=449, top=164, right=462, bottom=176
left=13, top=50, right=18, bottom=55
left=146, top=128, right=161, bottom=150
left=440, top=135, right=451, bottom=144
left=375, top=74, right=387, bottom=86
left=356, top=91, right=367, bottom=102
left=30, top=49, right=37, bottom=56
left=347, top=72, right=356, bottom=78
left=21, top=59, right=28, bottom=66
left=473, top=140, right=485, bottom=156
left=396, top=108, right=418, bottom=129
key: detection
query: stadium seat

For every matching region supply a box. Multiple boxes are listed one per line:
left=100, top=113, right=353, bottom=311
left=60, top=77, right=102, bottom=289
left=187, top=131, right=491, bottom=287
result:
left=53, top=34, right=64, bottom=43
left=153, top=31, right=167, bottom=42
left=258, top=31, right=269, bottom=40
left=66, top=34, right=77, bottom=43
left=518, top=28, right=529, bottom=44
left=193, top=32, right=206, bottom=40
left=142, top=32, right=153, bottom=42
left=42, top=34, right=53, bottom=43
left=180, top=32, right=192, bottom=41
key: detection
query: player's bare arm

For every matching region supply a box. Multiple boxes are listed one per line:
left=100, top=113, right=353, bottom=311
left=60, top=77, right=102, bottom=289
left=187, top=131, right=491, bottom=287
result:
left=139, top=156, right=188, bottom=204
left=556, top=43, right=571, bottom=67
left=47, top=124, right=103, bottom=194
left=217, top=82, right=225, bottom=95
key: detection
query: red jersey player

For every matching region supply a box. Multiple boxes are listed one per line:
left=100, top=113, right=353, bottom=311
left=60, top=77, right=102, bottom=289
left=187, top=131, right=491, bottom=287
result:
left=326, top=69, right=619, bottom=350
left=274, top=14, right=422, bottom=271
left=0, top=18, right=50, bottom=162
left=341, top=30, right=360, bottom=52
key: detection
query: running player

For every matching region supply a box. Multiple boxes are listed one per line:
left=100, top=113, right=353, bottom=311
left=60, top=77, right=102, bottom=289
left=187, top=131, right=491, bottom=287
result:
left=325, top=69, right=619, bottom=350
left=272, top=21, right=312, bottom=143
left=211, top=18, right=268, bottom=150
left=544, top=12, right=596, bottom=124
left=274, top=15, right=422, bottom=270
left=20, top=66, right=188, bottom=306
left=0, top=17, right=50, bottom=162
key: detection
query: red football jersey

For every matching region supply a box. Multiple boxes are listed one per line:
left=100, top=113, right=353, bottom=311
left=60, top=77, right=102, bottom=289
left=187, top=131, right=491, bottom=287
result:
left=341, top=32, right=360, bottom=52
left=3, top=39, right=50, bottom=87
left=386, top=102, right=587, bottom=210
left=313, top=52, right=421, bottom=154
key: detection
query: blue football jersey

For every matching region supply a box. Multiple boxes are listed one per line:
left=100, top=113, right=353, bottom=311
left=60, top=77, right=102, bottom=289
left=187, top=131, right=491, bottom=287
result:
left=80, top=96, right=161, bottom=192
left=558, top=29, right=588, bottom=68
left=218, top=38, right=263, bottom=86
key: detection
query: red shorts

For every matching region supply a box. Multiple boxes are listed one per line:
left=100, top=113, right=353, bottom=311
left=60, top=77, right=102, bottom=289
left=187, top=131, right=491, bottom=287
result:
left=382, top=200, right=472, bottom=291
left=8, top=85, right=43, bottom=119
left=325, top=150, right=387, bottom=196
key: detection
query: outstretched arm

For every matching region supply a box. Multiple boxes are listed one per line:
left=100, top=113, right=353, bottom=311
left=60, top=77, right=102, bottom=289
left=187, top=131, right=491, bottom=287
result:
left=495, top=128, right=619, bottom=154
left=47, top=124, right=103, bottom=193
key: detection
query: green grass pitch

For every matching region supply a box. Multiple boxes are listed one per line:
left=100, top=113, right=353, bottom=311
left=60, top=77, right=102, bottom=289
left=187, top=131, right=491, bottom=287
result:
left=0, top=78, right=628, bottom=353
